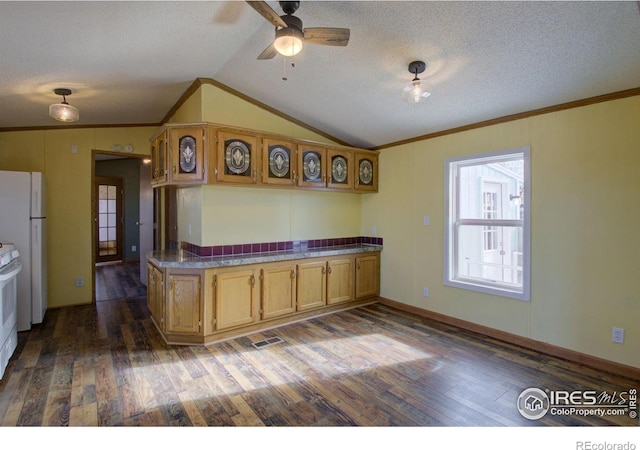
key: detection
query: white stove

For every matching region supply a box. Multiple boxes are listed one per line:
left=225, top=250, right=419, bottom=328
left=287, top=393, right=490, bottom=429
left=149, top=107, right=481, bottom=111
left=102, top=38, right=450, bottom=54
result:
left=0, top=243, right=22, bottom=380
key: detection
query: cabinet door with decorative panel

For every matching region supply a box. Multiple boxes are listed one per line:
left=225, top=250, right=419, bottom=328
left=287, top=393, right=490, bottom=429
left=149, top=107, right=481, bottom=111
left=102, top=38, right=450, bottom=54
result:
left=327, top=258, right=355, bottom=304
left=327, top=149, right=353, bottom=190
left=355, top=254, right=379, bottom=299
left=297, top=144, right=327, bottom=188
left=354, top=151, right=378, bottom=192
left=217, top=131, right=259, bottom=184
left=296, top=261, right=327, bottom=311
left=262, top=139, right=296, bottom=186
left=167, top=273, right=201, bottom=335
left=214, top=268, right=258, bottom=330
left=169, top=126, right=206, bottom=183
left=261, top=263, right=297, bottom=319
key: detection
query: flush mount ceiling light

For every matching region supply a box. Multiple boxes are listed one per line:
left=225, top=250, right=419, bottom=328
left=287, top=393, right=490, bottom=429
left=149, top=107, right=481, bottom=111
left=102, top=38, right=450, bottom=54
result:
left=49, top=88, right=79, bottom=122
left=402, top=60, right=431, bottom=103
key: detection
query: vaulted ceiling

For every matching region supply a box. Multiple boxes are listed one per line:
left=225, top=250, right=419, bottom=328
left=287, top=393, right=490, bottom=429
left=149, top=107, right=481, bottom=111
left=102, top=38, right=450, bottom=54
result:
left=1, top=1, right=639, bottom=149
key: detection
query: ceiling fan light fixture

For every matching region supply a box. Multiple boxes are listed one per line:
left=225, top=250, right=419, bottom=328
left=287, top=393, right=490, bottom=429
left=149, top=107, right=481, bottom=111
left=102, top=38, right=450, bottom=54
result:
left=402, top=61, right=431, bottom=103
left=49, top=88, right=79, bottom=122
left=274, top=25, right=304, bottom=57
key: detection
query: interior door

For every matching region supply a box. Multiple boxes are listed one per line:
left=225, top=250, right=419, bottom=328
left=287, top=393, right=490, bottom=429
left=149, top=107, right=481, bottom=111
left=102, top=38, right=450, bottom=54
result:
left=95, top=176, right=123, bottom=263
left=139, top=163, right=153, bottom=285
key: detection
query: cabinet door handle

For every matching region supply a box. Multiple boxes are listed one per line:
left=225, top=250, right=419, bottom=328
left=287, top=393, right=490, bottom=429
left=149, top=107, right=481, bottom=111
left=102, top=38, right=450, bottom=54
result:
left=291, top=270, right=296, bottom=279
left=357, top=262, right=361, bottom=270
left=250, top=275, right=256, bottom=285
left=327, top=266, right=332, bottom=274
left=322, top=266, right=326, bottom=274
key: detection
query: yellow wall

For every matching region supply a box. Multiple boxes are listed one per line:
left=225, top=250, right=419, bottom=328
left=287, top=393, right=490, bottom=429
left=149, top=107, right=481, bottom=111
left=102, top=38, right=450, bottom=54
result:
left=199, top=83, right=337, bottom=143
left=0, top=127, right=155, bottom=308
left=362, top=95, right=640, bottom=368
left=171, top=83, right=363, bottom=247
left=180, top=186, right=362, bottom=246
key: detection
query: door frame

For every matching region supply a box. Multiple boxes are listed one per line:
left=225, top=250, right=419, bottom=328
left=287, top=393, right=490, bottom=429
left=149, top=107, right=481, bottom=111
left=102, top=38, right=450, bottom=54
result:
left=91, top=150, right=150, bottom=302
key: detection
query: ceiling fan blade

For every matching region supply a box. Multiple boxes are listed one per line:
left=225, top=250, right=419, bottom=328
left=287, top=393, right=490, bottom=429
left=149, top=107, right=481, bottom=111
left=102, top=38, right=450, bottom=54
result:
left=246, top=1, right=287, bottom=28
left=257, top=42, right=278, bottom=60
left=303, top=27, right=350, bottom=46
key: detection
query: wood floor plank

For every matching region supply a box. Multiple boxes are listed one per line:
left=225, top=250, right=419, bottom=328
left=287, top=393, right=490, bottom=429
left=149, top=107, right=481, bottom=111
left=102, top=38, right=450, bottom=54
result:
left=1, top=295, right=637, bottom=427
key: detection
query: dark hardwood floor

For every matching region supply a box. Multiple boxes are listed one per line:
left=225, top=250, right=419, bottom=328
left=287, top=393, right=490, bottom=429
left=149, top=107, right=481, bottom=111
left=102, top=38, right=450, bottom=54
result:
left=95, top=261, right=146, bottom=302
left=0, top=298, right=637, bottom=427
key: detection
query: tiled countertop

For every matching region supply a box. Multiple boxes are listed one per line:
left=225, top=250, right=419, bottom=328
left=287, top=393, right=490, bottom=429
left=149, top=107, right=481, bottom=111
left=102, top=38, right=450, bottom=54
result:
left=147, top=244, right=382, bottom=269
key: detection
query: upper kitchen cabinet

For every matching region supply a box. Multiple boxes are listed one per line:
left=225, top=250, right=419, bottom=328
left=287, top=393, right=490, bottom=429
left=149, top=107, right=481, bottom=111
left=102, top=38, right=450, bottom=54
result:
left=149, top=122, right=379, bottom=193
left=262, top=138, right=296, bottom=186
left=216, top=130, right=259, bottom=184
left=353, top=150, right=378, bottom=192
left=327, top=148, right=353, bottom=190
left=150, top=129, right=168, bottom=186
left=149, top=124, right=213, bottom=186
left=297, top=144, right=327, bottom=188
left=169, top=126, right=207, bottom=184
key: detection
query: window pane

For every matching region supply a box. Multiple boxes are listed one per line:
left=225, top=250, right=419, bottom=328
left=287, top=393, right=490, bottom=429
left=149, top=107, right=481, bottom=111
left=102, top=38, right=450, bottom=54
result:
left=458, top=160, right=523, bottom=221
left=457, top=224, right=523, bottom=289
left=107, top=199, right=116, bottom=213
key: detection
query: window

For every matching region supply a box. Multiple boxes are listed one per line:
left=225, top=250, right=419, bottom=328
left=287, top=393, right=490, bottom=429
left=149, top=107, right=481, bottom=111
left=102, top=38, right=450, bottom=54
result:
left=444, top=147, right=530, bottom=301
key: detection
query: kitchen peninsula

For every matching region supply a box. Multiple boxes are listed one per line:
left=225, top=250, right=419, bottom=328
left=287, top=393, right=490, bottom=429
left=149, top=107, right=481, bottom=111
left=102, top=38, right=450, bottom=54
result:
left=146, top=240, right=381, bottom=345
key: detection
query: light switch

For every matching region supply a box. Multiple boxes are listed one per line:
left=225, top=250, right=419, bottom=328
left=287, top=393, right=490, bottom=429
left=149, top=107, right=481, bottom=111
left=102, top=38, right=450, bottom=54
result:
left=423, top=216, right=430, bottom=226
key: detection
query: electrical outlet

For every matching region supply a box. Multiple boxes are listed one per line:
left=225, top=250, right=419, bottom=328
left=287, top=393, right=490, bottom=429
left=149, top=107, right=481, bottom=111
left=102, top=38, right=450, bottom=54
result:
left=612, top=327, right=624, bottom=344
left=132, top=245, right=137, bottom=252
left=75, top=276, right=84, bottom=287
left=423, top=287, right=429, bottom=298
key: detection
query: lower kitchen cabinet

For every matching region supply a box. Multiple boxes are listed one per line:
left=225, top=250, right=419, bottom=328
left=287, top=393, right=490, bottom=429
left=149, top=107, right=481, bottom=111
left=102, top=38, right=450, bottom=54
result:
left=261, top=263, right=297, bottom=319
left=327, top=258, right=355, bottom=305
left=166, top=273, right=201, bottom=335
left=355, top=254, right=380, bottom=299
left=214, top=267, right=258, bottom=330
left=147, top=263, right=165, bottom=329
left=296, top=261, right=327, bottom=311
left=147, top=251, right=380, bottom=345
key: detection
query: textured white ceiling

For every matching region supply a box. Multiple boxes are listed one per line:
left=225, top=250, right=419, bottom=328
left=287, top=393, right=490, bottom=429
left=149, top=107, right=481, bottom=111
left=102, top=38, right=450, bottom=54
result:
left=1, top=1, right=639, bottom=148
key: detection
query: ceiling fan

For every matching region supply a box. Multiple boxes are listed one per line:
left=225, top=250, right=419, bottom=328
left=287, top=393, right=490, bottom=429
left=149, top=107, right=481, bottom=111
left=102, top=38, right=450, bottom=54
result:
left=247, top=1, right=350, bottom=60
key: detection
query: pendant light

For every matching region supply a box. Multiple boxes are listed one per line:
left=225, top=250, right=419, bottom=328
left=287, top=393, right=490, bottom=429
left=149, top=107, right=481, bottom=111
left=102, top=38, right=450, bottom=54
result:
left=402, top=61, right=431, bottom=103
left=49, top=88, right=79, bottom=122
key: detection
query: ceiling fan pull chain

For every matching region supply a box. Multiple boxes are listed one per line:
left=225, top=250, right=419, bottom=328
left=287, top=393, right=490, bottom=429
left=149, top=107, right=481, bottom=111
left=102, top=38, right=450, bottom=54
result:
left=282, top=56, right=288, bottom=81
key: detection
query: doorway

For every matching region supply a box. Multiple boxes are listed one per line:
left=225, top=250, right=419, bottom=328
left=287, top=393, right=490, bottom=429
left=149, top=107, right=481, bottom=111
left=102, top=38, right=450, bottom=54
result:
left=92, top=152, right=152, bottom=302
left=95, top=176, right=123, bottom=263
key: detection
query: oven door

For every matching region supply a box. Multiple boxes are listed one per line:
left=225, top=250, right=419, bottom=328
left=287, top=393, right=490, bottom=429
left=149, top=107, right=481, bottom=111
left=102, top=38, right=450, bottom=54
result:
left=0, top=259, right=21, bottom=348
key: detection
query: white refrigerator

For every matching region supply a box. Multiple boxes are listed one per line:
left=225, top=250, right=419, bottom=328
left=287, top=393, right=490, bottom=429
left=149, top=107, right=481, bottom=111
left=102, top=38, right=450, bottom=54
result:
left=0, top=170, right=48, bottom=331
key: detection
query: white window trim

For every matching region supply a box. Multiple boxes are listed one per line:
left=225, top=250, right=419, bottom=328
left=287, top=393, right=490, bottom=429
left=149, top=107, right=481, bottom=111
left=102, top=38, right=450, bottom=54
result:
left=444, top=146, right=531, bottom=301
